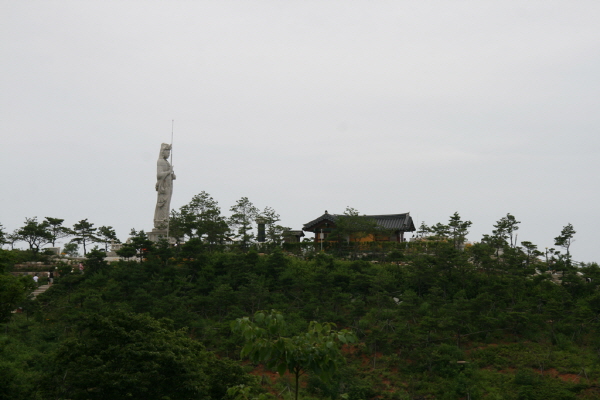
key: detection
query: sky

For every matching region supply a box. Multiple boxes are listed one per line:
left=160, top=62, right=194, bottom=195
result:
left=2, top=1, right=599, bottom=263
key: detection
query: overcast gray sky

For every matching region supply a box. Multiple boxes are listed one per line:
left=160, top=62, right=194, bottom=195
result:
left=2, top=1, right=599, bottom=262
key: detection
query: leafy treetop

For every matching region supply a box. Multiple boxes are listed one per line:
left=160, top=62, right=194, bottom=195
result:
left=232, top=310, right=356, bottom=400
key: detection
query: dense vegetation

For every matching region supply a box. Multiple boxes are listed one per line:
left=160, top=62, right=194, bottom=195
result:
left=1, top=209, right=600, bottom=399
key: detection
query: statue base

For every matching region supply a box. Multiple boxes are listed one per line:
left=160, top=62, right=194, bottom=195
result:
left=148, top=228, right=170, bottom=243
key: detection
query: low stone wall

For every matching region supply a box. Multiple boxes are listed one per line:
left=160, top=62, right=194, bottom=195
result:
left=10, top=260, right=80, bottom=277
left=12, top=262, right=54, bottom=273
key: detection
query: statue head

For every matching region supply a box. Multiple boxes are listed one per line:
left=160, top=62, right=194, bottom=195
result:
left=159, top=143, right=172, bottom=159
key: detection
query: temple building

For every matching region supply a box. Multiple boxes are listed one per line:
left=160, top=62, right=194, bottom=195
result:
left=302, top=211, right=416, bottom=244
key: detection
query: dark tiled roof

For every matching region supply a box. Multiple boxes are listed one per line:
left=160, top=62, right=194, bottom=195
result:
left=283, top=230, right=305, bottom=237
left=303, top=212, right=415, bottom=232
left=367, top=214, right=415, bottom=231
left=302, top=213, right=337, bottom=231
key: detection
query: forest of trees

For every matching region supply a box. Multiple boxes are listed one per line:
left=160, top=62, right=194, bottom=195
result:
left=0, top=193, right=289, bottom=257
left=1, top=197, right=599, bottom=399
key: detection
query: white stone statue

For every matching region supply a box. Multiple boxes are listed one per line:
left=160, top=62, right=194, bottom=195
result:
left=153, top=143, right=176, bottom=229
